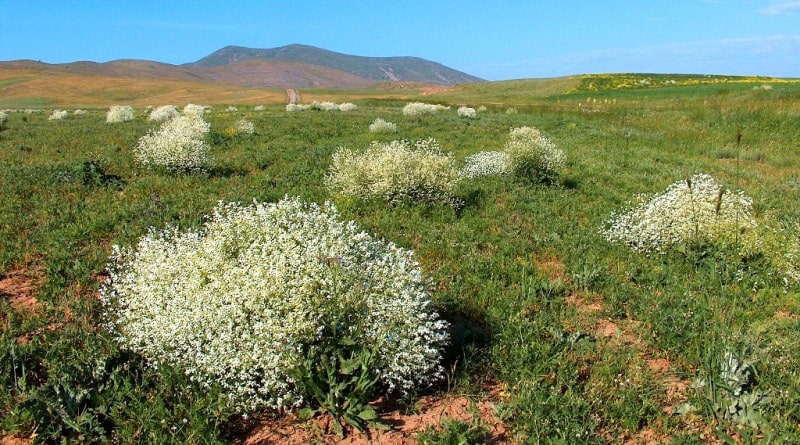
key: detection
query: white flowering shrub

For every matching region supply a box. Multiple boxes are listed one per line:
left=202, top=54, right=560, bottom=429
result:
left=48, top=109, right=69, bottom=121
left=326, top=138, right=461, bottom=206
left=234, top=118, right=255, bottom=136
left=0, top=110, right=7, bottom=126
left=461, top=151, right=510, bottom=179
left=602, top=173, right=757, bottom=255
left=183, top=103, right=207, bottom=117
left=506, top=108, right=518, bottom=115
left=504, top=126, right=565, bottom=182
left=226, top=106, right=238, bottom=112
left=457, top=106, right=476, bottom=118
left=402, top=102, right=450, bottom=116
left=368, top=118, right=397, bottom=133
left=134, top=115, right=211, bottom=172
left=286, top=103, right=311, bottom=112
left=101, top=197, right=449, bottom=412
left=311, top=101, right=339, bottom=111
left=254, top=105, right=266, bottom=111
left=73, top=109, right=86, bottom=115
left=338, top=102, right=357, bottom=112
left=477, top=105, right=488, bottom=112
left=106, top=105, right=135, bottom=123
left=148, top=105, right=179, bottom=122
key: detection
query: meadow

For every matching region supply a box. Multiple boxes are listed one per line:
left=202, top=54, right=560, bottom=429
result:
left=1, top=75, right=799, bottom=443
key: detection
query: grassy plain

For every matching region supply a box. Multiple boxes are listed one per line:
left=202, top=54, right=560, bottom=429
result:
left=1, top=74, right=799, bottom=443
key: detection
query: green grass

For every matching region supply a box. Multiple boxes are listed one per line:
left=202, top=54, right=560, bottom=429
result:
left=1, top=79, right=800, bottom=443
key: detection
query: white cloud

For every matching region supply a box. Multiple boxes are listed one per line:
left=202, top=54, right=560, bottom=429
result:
left=758, top=1, right=800, bottom=15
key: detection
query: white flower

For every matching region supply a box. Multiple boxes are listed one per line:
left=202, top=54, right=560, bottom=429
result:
left=503, top=126, right=565, bottom=181
left=102, top=197, right=449, bottom=412
left=48, top=109, right=69, bottom=121
left=402, top=102, right=450, bottom=116
left=457, top=106, right=476, bottom=118
left=106, top=105, right=135, bottom=123
left=461, top=151, right=510, bottom=179
left=286, top=103, right=311, bottom=112
left=235, top=119, right=255, bottom=136
left=148, top=105, right=179, bottom=122
left=338, top=103, right=357, bottom=112
left=183, top=103, right=207, bottom=117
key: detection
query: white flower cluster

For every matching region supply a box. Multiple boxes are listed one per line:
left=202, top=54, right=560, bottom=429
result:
left=73, top=109, right=86, bottom=115
left=326, top=138, right=460, bottom=205
left=254, top=105, right=266, bottom=111
left=602, top=173, right=757, bottom=254
left=226, top=106, right=238, bottom=112
left=402, top=102, right=450, bottom=116
left=148, top=105, right=180, bottom=122
left=457, top=106, right=476, bottom=118
left=503, top=126, right=565, bottom=180
left=48, top=109, right=69, bottom=121
left=289, top=101, right=358, bottom=112
left=368, top=118, right=397, bottom=133
left=101, top=197, right=449, bottom=412
left=338, top=102, right=357, bottom=112
left=106, top=105, right=135, bottom=123
left=0, top=110, right=7, bottom=125
left=235, top=118, right=255, bottom=136
left=134, top=115, right=211, bottom=172
left=183, top=103, right=207, bottom=117
left=286, top=103, right=311, bottom=112
left=460, top=151, right=510, bottom=179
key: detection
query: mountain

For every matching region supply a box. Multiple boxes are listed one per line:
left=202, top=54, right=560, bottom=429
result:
left=186, top=44, right=484, bottom=85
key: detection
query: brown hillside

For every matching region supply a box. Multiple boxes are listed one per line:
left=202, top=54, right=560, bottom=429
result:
left=196, top=59, right=377, bottom=89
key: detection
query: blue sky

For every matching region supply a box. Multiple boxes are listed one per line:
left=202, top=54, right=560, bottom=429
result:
left=1, top=1, right=798, bottom=80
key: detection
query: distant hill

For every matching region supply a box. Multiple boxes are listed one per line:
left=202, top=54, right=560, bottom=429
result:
left=186, top=44, right=484, bottom=85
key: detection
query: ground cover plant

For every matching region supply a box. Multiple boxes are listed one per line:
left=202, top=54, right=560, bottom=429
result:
left=1, top=77, right=800, bottom=443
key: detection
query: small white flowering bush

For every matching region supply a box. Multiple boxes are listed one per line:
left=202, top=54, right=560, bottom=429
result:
left=0, top=110, right=7, bottom=127
left=326, top=138, right=461, bottom=206
left=183, top=103, right=207, bottom=117
left=148, top=105, right=179, bottom=122
left=101, top=197, right=449, bottom=412
left=254, top=105, right=265, bottom=111
left=106, top=105, right=135, bottom=123
left=338, top=102, right=357, bottom=112
left=504, top=126, right=565, bottom=182
left=506, top=108, right=518, bottom=115
left=226, top=106, right=238, bottom=112
left=286, top=103, right=311, bottom=112
left=402, top=102, right=450, bottom=116
left=368, top=118, right=397, bottom=133
left=73, top=109, right=86, bottom=115
left=461, top=151, right=510, bottom=179
left=312, top=101, right=339, bottom=111
left=457, top=106, right=476, bottom=118
left=48, top=109, right=69, bottom=121
left=234, top=118, right=255, bottom=136
left=602, top=173, right=757, bottom=255
left=134, top=115, right=211, bottom=172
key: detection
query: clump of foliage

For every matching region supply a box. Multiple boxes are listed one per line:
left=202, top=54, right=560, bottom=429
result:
left=457, top=106, right=477, bottom=118
left=48, top=109, right=69, bottom=121
left=402, top=102, right=450, bottom=116
left=503, top=126, right=565, bottom=182
left=148, top=105, right=179, bottom=122
left=286, top=103, right=312, bottom=112
left=602, top=173, right=757, bottom=255
left=415, top=415, right=489, bottom=444
left=101, top=197, right=449, bottom=413
left=0, top=110, right=7, bottom=131
left=326, top=138, right=461, bottom=206
left=460, top=151, right=510, bottom=179
left=368, top=118, right=397, bottom=133
left=105, top=105, right=135, bottom=123
left=234, top=118, right=255, bottom=136
left=338, top=102, right=357, bottom=112
left=133, top=114, right=211, bottom=172
left=183, top=103, right=207, bottom=117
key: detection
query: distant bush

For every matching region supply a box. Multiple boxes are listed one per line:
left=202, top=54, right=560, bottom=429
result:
left=506, top=108, right=518, bottom=115
left=312, top=101, right=339, bottom=111
left=327, top=138, right=460, bottom=206
left=134, top=115, right=211, bottom=172
left=0, top=110, right=7, bottom=128
left=48, top=110, right=69, bottom=121
left=338, top=102, right=357, bottom=112
left=602, top=173, right=757, bottom=255
left=368, top=118, right=397, bottom=133
left=148, top=105, right=179, bottom=122
left=461, top=151, right=510, bottom=179
left=254, top=105, right=266, bottom=111
left=73, top=109, right=86, bottom=115
left=457, top=106, right=476, bottom=118
left=106, top=105, right=135, bottom=123
left=286, top=103, right=311, bottom=112
left=183, top=103, right=207, bottom=117
left=504, top=126, right=565, bottom=182
left=101, top=197, right=449, bottom=412
left=402, top=102, right=449, bottom=116
left=477, top=105, right=488, bottom=112
left=226, top=106, right=238, bottom=112
left=234, top=118, right=255, bottom=136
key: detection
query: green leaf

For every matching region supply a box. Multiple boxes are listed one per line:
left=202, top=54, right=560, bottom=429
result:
left=358, top=406, right=377, bottom=421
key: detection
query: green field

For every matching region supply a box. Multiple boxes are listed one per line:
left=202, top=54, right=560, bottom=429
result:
left=1, top=77, right=800, bottom=443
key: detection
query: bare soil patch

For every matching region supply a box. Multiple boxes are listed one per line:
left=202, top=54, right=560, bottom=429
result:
left=0, top=268, right=40, bottom=314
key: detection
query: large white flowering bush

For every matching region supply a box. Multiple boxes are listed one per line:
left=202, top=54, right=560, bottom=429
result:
left=106, top=105, right=135, bottom=123
left=602, top=173, right=757, bottom=255
left=368, top=118, right=397, bottom=133
left=402, top=102, right=450, bottom=116
left=148, top=105, right=179, bottom=122
left=134, top=115, right=211, bottom=172
left=457, top=106, right=477, bottom=118
left=326, top=138, right=461, bottom=206
left=460, top=151, right=510, bottom=179
left=101, top=197, right=449, bottom=412
left=338, top=102, right=357, bottom=112
left=504, top=126, right=565, bottom=182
